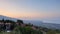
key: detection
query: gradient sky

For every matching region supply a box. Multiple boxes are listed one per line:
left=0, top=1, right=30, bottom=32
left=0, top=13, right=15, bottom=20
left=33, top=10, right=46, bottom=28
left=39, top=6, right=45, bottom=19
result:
left=0, top=0, right=60, bottom=24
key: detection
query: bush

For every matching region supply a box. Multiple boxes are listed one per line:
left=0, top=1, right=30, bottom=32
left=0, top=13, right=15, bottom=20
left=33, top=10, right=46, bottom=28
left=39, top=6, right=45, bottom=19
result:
left=47, top=30, right=56, bottom=34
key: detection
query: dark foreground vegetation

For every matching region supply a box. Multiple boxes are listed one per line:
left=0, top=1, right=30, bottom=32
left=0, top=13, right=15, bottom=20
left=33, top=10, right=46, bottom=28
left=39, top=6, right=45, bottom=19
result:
left=0, top=19, right=60, bottom=34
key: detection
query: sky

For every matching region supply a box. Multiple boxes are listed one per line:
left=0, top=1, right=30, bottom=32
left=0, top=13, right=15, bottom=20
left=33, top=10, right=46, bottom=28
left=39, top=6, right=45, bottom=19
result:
left=0, top=0, right=60, bottom=24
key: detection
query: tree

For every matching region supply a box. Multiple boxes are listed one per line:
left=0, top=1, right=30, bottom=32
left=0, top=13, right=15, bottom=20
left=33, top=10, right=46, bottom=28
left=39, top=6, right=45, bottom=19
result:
left=17, top=20, right=23, bottom=24
left=55, top=29, right=60, bottom=33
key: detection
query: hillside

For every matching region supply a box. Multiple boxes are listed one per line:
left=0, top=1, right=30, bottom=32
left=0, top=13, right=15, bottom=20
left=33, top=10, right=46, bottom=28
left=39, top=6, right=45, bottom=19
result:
left=0, top=15, right=60, bottom=34
left=0, top=15, right=60, bottom=29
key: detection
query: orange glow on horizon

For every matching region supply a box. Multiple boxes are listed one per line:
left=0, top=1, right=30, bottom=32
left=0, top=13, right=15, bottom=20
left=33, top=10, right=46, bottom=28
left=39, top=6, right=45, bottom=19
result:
left=0, top=9, right=59, bottom=19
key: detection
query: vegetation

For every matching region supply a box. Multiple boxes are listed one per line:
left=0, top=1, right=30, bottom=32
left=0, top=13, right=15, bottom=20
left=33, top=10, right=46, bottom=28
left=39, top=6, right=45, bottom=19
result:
left=0, top=19, right=60, bottom=34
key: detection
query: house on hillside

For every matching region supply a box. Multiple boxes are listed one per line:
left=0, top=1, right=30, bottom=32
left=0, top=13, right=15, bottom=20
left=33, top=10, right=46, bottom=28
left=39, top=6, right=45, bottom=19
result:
left=0, top=20, right=4, bottom=31
left=0, top=20, right=15, bottom=32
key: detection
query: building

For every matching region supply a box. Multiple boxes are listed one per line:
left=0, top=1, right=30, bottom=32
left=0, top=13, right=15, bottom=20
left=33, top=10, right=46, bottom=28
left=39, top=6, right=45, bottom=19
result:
left=0, top=20, right=15, bottom=32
